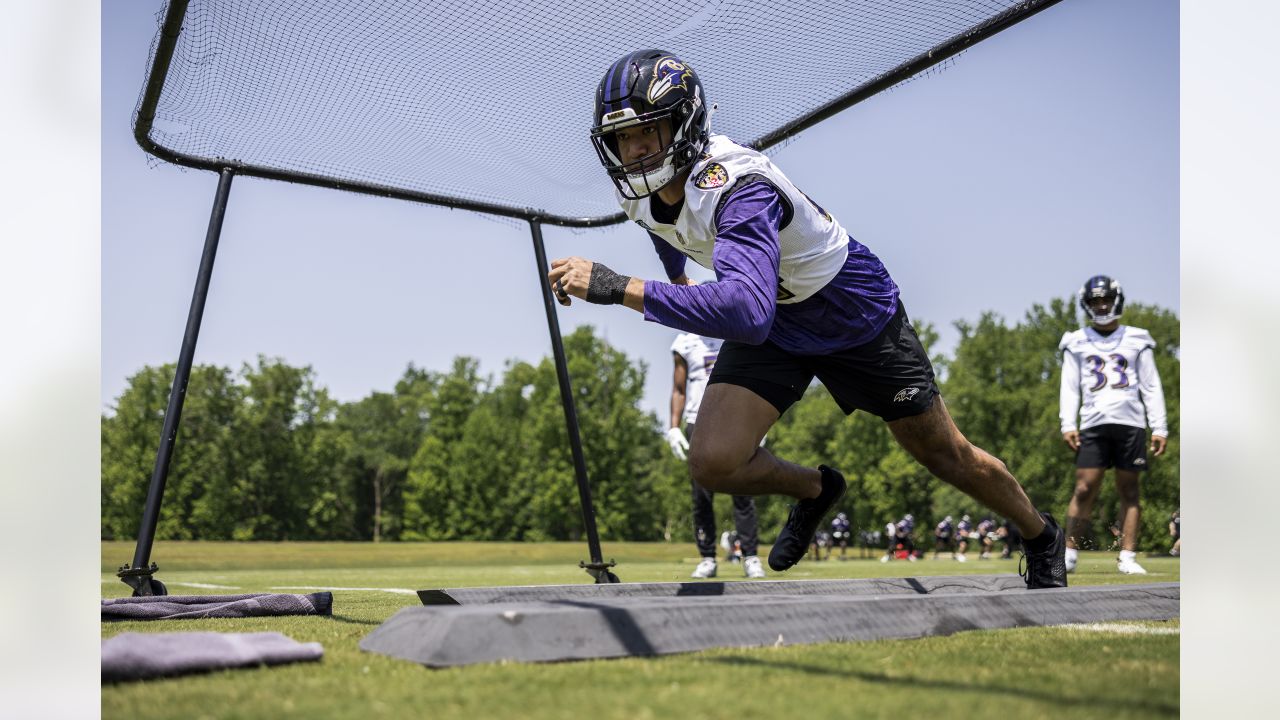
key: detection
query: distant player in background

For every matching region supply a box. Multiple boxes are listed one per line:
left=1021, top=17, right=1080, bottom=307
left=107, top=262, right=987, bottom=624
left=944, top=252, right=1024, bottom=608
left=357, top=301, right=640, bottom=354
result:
left=955, top=514, right=973, bottom=562
left=896, top=513, right=917, bottom=561
left=998, top=518, right=1022, bottom=559
left=668, top=331, right=766, bottom=579
left=1060, top=276, right=1169, bottom=575
left=858, top=528, right=881, bottom=559
left=933, top=515, right=954, bottom=559
left=719, top=530, right=744, bottom=563
left=809, top=528, right=831, bottom=561
left=830, top=512, right=852, bottom=560
left=881, top=519, right=898, bottom=562
left=1168, top=510, right=1180, bottom=556
left=976, top=516, right=996, bottom=559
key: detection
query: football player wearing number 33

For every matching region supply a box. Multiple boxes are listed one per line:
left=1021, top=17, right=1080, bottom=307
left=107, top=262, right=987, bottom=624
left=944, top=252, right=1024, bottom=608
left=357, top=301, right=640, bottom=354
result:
left=547, top=49, right=1067, bottom=587
left=1059, top=275, right=1169, bottom=575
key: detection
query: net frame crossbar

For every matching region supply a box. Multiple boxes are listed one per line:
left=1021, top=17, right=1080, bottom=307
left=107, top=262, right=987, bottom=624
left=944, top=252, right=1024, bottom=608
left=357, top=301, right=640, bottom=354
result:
left=118, top=0, right=1066, bottom=595
left=134, top=0, right=1065, bottom=227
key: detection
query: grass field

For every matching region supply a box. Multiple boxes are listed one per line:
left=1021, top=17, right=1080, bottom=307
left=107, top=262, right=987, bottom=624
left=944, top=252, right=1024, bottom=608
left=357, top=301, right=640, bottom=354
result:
left=101, top=542, right=1179, bottom=719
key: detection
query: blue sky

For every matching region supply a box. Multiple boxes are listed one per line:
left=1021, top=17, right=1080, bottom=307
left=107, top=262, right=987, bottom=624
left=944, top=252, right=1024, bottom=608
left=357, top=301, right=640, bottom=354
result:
left=101, top=0, right=1177, bottom=419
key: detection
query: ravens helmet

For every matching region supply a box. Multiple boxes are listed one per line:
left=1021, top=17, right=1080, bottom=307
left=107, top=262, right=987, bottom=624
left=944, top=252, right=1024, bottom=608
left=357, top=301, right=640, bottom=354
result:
left=591, top=50, right=710, bottom=199
left=1078, top=274, right=1125, bottom=326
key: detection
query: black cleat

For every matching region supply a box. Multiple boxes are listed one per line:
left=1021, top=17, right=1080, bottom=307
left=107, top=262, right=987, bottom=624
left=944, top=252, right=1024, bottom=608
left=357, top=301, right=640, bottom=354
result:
left=1020, top=512, right=1068, bottom=589
left=768, top=466, right=847, bottom=572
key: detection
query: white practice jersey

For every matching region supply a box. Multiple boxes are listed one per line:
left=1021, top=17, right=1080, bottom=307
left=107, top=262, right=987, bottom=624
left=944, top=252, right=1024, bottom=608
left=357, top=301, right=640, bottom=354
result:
left=1059, top=325, right=1168, bottom=436
left=619, top=135, right=849, bottom=303
left=672, top=332, right=723, bottom=425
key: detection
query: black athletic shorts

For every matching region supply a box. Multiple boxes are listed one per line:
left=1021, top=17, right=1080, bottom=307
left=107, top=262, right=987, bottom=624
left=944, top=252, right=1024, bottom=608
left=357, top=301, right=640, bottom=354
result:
left=707, top=302, right=938, bottom=421
left=1076, top=423, right=1149, bottom=471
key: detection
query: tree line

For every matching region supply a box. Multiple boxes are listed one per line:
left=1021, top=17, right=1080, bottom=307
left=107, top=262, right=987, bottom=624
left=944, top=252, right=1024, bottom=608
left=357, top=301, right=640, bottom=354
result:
left=102, top=297, right=1179, bottom=551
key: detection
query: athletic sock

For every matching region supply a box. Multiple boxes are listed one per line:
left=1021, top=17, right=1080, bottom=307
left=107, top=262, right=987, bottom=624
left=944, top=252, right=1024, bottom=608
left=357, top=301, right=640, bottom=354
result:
left=1118, top=549, right=1137, bottom=563
left=1023, top=523, right=1057, bottom=553
left=1066, top=547, right=1078, bottom=563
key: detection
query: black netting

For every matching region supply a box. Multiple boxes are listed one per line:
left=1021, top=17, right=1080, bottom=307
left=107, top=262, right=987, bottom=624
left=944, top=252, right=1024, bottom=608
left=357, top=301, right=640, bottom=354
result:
left=136, top=0, right=1052, bottom=224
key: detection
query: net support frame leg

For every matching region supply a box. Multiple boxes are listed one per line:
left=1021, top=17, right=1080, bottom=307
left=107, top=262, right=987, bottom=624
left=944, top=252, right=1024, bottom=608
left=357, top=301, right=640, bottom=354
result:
left=118, top=167, right=235, bottom=597
left=528, top=220, right=618, bottom=583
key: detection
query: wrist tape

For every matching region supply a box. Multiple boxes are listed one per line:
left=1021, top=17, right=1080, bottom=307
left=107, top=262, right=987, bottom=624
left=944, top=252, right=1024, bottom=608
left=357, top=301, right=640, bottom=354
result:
left=586, top=263, right=631, bottom=305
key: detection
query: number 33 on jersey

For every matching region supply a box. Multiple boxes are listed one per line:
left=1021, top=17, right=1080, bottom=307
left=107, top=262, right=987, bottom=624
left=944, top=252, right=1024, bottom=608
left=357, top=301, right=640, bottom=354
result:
left=1058, top=325, right=1168, bottom=436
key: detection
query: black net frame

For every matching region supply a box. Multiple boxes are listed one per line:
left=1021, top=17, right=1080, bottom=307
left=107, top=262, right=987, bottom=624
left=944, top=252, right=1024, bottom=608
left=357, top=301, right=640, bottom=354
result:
left=134, top=0, right=1065, bottom=227
left=119, top=0, right=1066, bottom=593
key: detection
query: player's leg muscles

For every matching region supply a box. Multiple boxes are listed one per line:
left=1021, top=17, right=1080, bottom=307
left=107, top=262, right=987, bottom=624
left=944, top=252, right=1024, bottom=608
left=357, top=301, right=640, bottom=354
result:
left=686, top=383, right=819, bottom=499
left=1066, top=467, right=1106, bottom=549
left=1114, top=469, right=1142, bottom=552
left=887, top=395, right=1045, bottom=538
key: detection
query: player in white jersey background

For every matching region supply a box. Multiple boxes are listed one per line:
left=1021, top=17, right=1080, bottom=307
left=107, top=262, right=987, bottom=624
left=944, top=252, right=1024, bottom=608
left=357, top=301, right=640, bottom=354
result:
left=1059, top=275, right=1169, bottom=575
left=668, top=331, right=766, bottom=579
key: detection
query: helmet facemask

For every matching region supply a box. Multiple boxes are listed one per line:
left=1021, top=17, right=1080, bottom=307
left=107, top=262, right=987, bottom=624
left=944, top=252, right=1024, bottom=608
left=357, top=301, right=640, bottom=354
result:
left=591, top=51, right=709, bottom=199
left=592, top=95, right=702, bottom=199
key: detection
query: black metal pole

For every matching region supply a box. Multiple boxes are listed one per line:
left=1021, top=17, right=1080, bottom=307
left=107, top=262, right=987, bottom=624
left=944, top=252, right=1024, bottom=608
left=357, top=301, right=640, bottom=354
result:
left=528, top=220, right=618, bottom=583
left=118, top=167, right=235, bottom=596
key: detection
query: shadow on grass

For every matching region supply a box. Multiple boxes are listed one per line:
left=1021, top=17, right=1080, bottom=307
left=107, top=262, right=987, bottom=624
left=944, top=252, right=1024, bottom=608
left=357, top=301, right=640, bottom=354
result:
left=707, top=656, right=1177, bottom=716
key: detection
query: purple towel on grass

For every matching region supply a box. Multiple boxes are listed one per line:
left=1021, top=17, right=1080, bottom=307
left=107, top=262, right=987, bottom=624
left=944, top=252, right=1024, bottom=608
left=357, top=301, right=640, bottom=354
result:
left=102, top=631, right=323, bottom=682
left=102, top=592, right=332, bottom=621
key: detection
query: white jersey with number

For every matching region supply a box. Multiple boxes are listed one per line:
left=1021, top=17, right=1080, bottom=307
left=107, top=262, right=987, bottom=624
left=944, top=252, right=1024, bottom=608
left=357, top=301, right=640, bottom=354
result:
left=1059, top=325, right=1168, bottom=436
left=672, top=333, right=723, bottom=425
left=619, top=134, right=849, bottom=304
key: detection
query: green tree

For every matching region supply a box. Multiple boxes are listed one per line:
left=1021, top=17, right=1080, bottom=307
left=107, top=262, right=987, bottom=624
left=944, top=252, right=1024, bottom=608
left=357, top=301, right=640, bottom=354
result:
left=225, top=356, right=337, bottom=540
left=328, top=375, right=429, bottom=541
left=399, top=328, right=677, bottom=542
left=401, top=357, right=484, bottom=540
left=511, top=327, right=676, bottom=542
left=101, top=363, right=240, bottom=540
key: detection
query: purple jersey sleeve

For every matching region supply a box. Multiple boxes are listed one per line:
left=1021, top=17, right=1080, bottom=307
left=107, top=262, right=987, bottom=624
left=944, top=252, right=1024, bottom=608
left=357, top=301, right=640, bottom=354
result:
left=649, top=231, right=688, bottom=282
left=642, top=181, right=783, bottom=344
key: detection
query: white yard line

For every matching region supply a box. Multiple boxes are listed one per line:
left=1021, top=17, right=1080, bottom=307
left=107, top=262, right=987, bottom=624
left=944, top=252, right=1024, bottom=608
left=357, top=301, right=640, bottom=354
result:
left=270, top=585, right=419, bottom=595
left=101, top=579, right=241, bottom=590
left=168, top=581, right=242, bottom=590
left=1062, top=622, right=1180, bottom=636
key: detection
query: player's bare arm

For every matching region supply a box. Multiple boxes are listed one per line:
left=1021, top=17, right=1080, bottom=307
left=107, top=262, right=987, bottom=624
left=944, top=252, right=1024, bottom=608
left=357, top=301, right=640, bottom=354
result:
left=547, top=256, right=645, bottom=311
left=670, top=353, right=688, bottom=430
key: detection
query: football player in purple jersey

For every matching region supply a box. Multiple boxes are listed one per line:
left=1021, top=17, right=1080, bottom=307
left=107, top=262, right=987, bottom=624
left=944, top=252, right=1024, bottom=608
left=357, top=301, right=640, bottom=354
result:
left=551, top=50, right=1066, bottom=587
